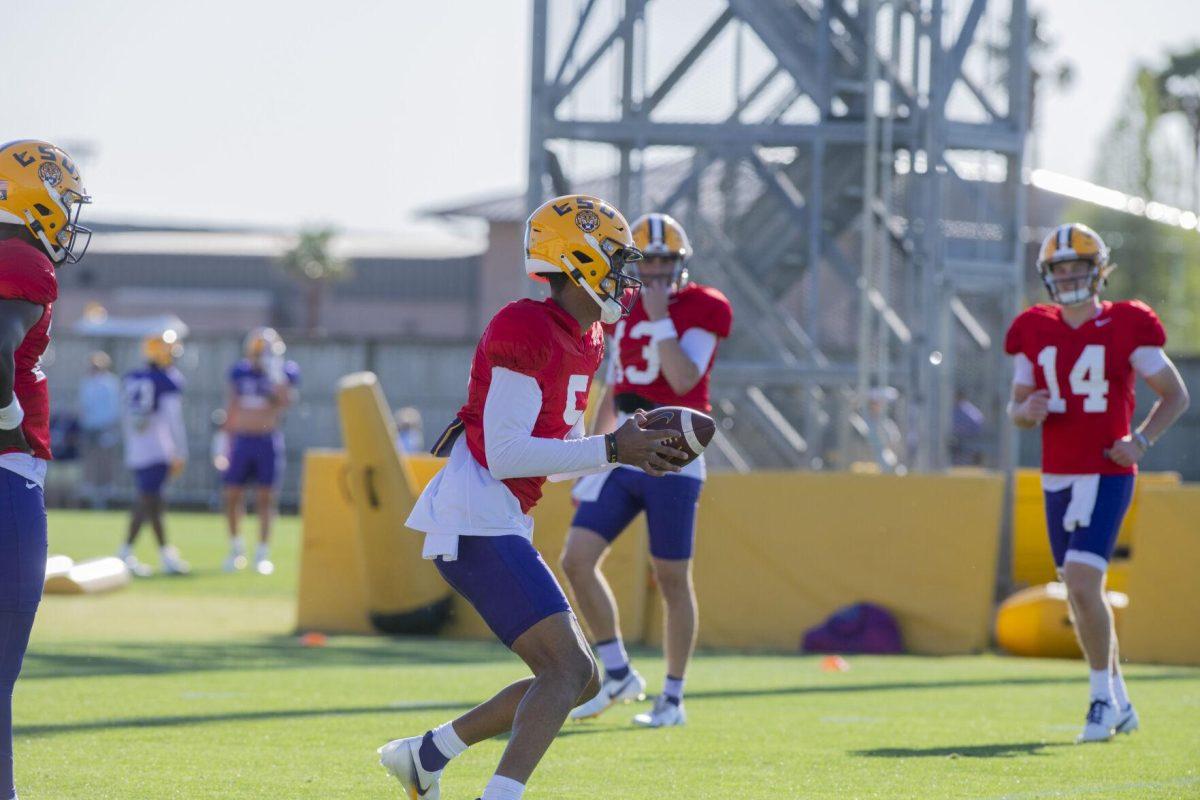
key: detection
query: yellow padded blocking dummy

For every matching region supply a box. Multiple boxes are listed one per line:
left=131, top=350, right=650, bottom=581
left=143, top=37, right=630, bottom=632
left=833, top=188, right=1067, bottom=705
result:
left=1123, top=484, right=1200, bottom=665
left=296, top=449, right=374, bottom=634
left=677, top=471, right=1003, bottom=654
left=337, top=372, right=452, bottom=634
left=994, top=582, right=1128, bottom=659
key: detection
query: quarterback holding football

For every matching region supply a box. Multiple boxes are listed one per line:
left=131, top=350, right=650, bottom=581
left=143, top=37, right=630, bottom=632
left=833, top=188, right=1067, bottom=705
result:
left=378, top=196, right=687, bottom=800
left=1005, top=223, right=1189, bottom=743
left=563, top=212, right=732, bottom=728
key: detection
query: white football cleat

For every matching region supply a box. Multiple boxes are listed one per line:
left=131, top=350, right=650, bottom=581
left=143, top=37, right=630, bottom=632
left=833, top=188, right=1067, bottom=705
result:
left=121, top=554, right=153, bottom=578
left=254, top=558, right=275, bottom=576
left=160, top=547, right=191, bottom=576
left=223, top=550, right=247, bottom=573
left=569, top=669, right=647, bottom=720
left=1115, top=703, right=1139, bottom=735
left=632, top=695, right=686, bottom=728
left=378, top=735, right=441, bottom=799
left=1076, top=699, right=1118, bottom=743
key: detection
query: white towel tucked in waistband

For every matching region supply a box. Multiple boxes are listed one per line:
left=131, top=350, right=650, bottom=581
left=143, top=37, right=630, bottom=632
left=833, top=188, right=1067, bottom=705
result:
left=1042, top=474, right=1101, bottom=532
left=422, top=533, right=459, bottom=561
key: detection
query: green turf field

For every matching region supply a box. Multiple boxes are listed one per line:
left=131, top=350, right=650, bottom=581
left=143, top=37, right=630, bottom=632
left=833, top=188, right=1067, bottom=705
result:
left=16, top=511, right=1200, bottom=799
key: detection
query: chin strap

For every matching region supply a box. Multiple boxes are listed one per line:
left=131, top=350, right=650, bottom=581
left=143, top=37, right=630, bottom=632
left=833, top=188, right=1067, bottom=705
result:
left=560, top=255, right=623, bottom=324
left=24, top=210, right=66, bottom=263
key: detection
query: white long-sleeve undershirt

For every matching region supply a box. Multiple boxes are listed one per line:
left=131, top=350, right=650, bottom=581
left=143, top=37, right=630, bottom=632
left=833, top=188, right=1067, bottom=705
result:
left=482, top=366, right=608, bottom=480
left=160, top=393, right=188, bottom=461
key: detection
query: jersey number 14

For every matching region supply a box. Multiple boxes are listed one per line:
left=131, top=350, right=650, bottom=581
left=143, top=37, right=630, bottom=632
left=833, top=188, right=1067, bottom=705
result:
left=1037, top=345, right=1109, bottom=413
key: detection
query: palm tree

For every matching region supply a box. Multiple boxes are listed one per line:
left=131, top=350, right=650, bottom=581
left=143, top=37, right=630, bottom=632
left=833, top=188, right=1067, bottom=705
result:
left=278, top=227, right=352, bottom=334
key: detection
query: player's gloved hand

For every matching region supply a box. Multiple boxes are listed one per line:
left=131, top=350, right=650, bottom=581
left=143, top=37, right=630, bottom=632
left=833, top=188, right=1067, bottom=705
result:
left=613, top=412, right=688, bottom=477
left=1104, top=435, right=1146, bottom=468
left=1016, top=389, right=1050, bottom=426
left=0, top=426, right=32, bottom=454
left=169, top=458, right=186, bottom=479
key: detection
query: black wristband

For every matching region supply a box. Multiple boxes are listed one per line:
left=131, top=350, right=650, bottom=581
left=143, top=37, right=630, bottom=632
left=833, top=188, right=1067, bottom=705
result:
left=604, top=432, right=619, bottom=464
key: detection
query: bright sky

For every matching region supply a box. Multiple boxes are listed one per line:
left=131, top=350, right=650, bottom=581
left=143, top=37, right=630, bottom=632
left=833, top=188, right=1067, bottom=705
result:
left=2, top=0, right=1198, bottom=243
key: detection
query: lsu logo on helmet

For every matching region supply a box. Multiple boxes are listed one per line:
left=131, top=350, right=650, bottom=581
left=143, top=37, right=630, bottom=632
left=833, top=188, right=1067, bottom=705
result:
left=1036, top=223, right=1114, bottom=306
left=0, top=140, right=92, bottom=264
left=524, top=195, right=643, bottom=324
left=631, top=212, right=691, bottom=290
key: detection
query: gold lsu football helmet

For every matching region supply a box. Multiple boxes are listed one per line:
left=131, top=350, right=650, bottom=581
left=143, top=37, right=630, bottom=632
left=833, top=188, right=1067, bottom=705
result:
left=631, top=212, right=691, bottom=290
left=1036, top=223, right=1115, bottom=306
left=245, top=327, right=285, bottom=360
left=143, top=330, right=183, bottom=367
left=0, top=140, right=92, bottom=264
left=525, top=195, right=643, bottom=324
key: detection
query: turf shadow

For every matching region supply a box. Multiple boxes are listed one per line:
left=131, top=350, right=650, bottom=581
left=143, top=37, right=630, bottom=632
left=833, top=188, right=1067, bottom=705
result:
left=684, top=669, right=1200, bottom=702
left=853, top=741, right=1070, bottom=759
left=14, top=700, right=477, bottom=738
left=22, top=635, right=512, bottom=681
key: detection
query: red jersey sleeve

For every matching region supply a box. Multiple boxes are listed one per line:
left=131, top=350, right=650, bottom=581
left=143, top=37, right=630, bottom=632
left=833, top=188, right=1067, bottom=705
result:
left=0, top=245, right=57, bottom=305
left=482, top=302, right=552, bottom=378
left=678, top=285, right=733, bottom=338
left=1122, top=300, right=1167, bottom=349
left=1003, top=311, right=1030, bottom=356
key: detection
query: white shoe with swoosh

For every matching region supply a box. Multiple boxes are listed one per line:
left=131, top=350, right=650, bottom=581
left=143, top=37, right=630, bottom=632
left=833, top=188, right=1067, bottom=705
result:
left=378, top=735, right=441, bottom=799
left=569, top=668, right=647, bottom=720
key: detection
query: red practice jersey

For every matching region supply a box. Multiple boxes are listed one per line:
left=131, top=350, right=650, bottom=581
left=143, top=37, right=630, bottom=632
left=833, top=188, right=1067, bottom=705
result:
left=0, top=238, right=57, bottom=460
left=607, top=283, right=732, bottom=412
left=458, top=298, right=605, bottom=513
left=1004, top=300, right=1166, bottom=475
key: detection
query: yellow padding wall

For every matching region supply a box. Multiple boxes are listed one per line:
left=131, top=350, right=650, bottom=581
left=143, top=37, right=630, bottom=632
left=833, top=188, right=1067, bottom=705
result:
left=681, top=472, right=1003, bottom=654
left=302, top=449, right=1003, bottom=654
left=1123, top=485, right=1200, bottom=666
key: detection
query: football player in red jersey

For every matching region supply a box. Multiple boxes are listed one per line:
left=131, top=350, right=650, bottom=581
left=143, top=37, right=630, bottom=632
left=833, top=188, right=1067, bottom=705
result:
left=563, top=212, right=732, bottom=728
left=0, top=139, right=92, bottom=800
left=377, top=196, right=686, bottom=800
left=1005, top=223, right=1189, bottom=743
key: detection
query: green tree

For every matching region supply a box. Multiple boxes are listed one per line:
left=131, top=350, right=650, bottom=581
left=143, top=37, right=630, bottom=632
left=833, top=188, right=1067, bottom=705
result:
left=1154, top=48, right=1200, bottom=211
left=278, top=227, right=352, bottom=334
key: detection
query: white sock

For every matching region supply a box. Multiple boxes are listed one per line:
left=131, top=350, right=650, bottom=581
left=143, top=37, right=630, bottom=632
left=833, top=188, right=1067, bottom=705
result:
left=663, top=675, right=685, bottom=702
left=481, top=775, right=525, bottom=800
left=255, top=543, right=270, bottom=561
left=160, top=545, right=177, bottom=561
left=229, top=537, right=244, bottom=554
left=1111, top=665, right=1131, bottom=709
left=1089, top=668, right=1114, bottom=703
left=596, top=637, right=630, bottom=674
left=118, top=544, right=132, bottom=559
left=431, top=721, right=467, bottom=761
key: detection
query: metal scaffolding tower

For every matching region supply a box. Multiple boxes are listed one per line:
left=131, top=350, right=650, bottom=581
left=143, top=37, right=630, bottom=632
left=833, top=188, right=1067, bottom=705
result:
left=527, top=0, right=1031, bottom=473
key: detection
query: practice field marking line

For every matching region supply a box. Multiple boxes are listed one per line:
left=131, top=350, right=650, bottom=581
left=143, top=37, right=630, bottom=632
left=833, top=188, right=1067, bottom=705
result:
left=987, top=776, right=1200, bottom=799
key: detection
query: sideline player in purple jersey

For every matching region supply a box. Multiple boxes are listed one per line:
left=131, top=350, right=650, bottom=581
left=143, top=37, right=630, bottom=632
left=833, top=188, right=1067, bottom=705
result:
left=117, top=331, right=191, bottom=576
left=221, top=327, right=299, bottom=575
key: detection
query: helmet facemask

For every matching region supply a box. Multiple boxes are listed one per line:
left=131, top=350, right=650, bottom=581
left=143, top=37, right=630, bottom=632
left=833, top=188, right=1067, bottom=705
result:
left=27, top=184, right=92, bottom=264
left=560, top=234, right=643, bottom=325
left=1040, top=258, right=1111, bottom=306
left=629, top=254, right=687, bottom=294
